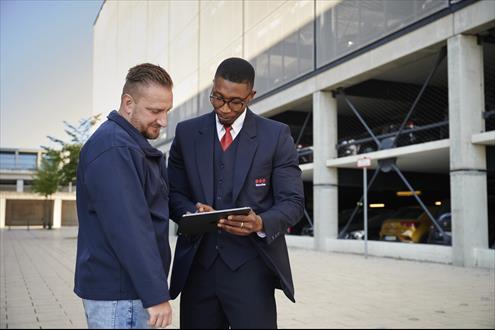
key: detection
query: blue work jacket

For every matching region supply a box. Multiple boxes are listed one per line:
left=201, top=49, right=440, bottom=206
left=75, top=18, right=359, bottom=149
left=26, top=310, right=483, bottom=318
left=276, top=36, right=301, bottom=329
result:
left=74, top=110, right=171, bottom=308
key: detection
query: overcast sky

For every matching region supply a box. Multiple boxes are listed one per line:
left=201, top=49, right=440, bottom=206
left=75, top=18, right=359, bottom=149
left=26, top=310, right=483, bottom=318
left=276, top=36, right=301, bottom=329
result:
left=1, top=0, right=103, bottom=149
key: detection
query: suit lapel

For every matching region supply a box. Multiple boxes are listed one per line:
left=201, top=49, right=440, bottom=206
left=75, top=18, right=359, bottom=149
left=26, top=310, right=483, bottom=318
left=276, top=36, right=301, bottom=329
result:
left=195, top=112, right=215, bottom=206
left=233, top=109, right=258, bottom=202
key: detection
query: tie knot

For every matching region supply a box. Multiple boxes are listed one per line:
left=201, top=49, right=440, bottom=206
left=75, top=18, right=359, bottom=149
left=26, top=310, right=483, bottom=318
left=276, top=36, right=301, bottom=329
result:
left=224, top=125, right=232, bottom=132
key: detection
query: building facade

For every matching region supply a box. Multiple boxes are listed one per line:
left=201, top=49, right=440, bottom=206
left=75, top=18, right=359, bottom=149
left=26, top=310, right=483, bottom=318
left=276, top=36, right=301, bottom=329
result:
left=92, top=0, right=494, bottom=268
left=0, top=148, right=78, bottom=228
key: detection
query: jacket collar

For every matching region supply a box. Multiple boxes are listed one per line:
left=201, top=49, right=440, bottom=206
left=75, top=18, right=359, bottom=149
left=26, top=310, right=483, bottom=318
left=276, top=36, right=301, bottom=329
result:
left=107, top=110, right=163, bottom=158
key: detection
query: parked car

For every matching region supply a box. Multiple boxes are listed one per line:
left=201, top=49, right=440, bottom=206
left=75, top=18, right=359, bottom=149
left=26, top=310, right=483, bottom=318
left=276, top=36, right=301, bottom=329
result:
left=336, top=119, right=427, bottom=157
left=287, top=208, right=314, bottom=236
left=341, top=208, right=395, bottom=240
left=379, top=206, right=438, bottom=243
left=296, top=145, right=313, bottom=164
left=337, top=139, right=361, bottom=157
left=427, top=200, right=451, bottom=245
left=427, top=212, right=452, bottom=245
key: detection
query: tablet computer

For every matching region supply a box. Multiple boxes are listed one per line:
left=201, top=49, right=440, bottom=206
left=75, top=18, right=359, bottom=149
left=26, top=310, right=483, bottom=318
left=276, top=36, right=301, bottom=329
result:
left=178, top=207, right=252, bottom=235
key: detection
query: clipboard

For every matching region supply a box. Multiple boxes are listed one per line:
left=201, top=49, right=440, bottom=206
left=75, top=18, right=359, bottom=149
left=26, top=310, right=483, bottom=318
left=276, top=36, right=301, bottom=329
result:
left=178, top=207, right=252, bottom=235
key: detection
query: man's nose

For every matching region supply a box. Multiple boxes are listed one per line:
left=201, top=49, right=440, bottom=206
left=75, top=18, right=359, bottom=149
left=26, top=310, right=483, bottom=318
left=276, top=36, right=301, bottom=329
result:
left=218, top=102, right=232, bottom=113
left=157, top=113, right=168, bottom=127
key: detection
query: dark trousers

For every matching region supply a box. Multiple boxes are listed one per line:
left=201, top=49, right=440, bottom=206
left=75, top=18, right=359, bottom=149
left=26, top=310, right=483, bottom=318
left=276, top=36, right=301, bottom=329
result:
left=180, top=255, right=277, bottom=329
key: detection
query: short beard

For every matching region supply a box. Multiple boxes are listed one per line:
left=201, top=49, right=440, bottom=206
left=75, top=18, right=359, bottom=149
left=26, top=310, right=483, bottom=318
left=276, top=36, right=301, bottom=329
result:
left=144, top=127, right=161, bottom=140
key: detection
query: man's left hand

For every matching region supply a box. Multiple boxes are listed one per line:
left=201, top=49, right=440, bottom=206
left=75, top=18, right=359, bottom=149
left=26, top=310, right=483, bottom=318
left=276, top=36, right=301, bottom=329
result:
left=218, top=211, right=263, bottom=236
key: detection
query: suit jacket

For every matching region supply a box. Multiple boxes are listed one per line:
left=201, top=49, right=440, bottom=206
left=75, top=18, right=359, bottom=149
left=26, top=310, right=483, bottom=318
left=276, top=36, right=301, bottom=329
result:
left=167, top=109, right=304, bottom=302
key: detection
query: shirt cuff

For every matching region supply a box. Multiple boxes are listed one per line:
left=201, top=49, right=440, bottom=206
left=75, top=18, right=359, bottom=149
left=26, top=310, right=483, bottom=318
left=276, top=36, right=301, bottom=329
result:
left=256, top=231, right=267, bottom=238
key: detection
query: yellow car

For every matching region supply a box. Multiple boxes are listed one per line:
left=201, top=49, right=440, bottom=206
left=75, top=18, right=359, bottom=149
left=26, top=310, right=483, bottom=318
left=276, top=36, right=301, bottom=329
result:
left=379, top=206, right=438, bottom=243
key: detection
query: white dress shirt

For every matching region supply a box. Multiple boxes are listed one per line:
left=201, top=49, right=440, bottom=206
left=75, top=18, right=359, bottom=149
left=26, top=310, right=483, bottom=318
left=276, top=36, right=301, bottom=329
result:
left=215, top=108, right=246, bottom=143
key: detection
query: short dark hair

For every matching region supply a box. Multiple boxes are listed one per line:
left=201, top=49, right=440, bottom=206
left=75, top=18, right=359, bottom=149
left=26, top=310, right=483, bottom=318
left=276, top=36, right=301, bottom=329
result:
left=122, top=63, right=173, bottom=98
left=214, top=57, right=255, bottom=87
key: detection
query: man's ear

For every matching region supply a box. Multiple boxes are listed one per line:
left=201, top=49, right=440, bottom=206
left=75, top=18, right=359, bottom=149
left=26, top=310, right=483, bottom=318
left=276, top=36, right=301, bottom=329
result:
left=122, top=93, right=134, bottom=115
left=249, top=89, right=257, bottom=102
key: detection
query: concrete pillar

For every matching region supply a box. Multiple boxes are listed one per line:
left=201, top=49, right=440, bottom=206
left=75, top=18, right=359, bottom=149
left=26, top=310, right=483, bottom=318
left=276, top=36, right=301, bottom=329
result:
left=14, top=150, right=19, bottom=169
left=37, top=151, right=43, bottom=169
left=313, top=91, right=339, bottom=250
left=52, top=198, right=62, bottom=229
left=448, top=34, right=488, bottom=267
left=16, top=179, right=24, bottom=193
left=0, top=198, right=6, bottom=228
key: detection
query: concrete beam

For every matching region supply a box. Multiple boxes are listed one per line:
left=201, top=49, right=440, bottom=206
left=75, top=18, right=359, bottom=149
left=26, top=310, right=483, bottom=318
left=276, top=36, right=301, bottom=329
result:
left=453, top=0, right=495, bottom=35
left=285, top=235, right=315, bottom=250
left=326, top=139, right=450, bottom=173
left=325, top=239, right=452, bottom=264
left=472, top=131, right=495, bottom=146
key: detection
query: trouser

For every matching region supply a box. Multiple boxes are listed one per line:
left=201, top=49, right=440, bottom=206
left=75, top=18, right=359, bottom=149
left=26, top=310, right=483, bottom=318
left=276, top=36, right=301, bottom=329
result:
left=180, top=255, right=278, bottom=329
left=83, top=299, right=150, bottom=329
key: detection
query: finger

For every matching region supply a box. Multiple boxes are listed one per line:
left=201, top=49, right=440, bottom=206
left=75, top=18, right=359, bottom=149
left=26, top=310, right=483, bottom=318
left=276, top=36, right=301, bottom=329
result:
left=221, top=219, right=252, bottom=230
left=227, top=215, right=247, bottom=222
left=158, top=314, right=168, bottom=329
left=165, top=313, right=172, bottom=327
left=148, top=313, right=158, bottom=328
left=195, top=203, right=204, bottom=212
left=155, top=315, right=164, bottom=329
left=219, top=223, right=249, bottom=236
left=196, top=203, right=214, bottom=213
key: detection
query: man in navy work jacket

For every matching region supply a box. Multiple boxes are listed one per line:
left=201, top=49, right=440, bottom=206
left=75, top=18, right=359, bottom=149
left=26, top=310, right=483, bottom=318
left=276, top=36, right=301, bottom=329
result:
left=74, top=63, right=174, bottom=329
left=168, top=57, right=305, bottom=329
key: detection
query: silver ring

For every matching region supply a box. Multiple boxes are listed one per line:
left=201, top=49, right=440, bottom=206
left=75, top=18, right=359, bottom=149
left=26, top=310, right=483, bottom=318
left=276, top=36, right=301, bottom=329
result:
left=241, top=222, right=244, bottom=228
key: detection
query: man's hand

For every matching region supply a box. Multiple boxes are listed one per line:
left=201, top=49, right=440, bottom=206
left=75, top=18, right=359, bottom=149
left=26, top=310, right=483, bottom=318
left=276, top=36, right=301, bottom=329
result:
left=147, top=301, right=172, bottom=329
left=196, top=202, right=215, bottom=213
left=218, top=210, right=264, bottom=236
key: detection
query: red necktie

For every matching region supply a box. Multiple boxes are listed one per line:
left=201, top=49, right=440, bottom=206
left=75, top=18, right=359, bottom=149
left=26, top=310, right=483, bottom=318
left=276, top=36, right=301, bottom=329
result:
left=221, top=125, right=233, bottom=151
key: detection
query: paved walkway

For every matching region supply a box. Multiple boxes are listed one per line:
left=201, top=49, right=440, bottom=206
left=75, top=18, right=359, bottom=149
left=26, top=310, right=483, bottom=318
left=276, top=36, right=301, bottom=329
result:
left=0, top=228, right=494, bottom=329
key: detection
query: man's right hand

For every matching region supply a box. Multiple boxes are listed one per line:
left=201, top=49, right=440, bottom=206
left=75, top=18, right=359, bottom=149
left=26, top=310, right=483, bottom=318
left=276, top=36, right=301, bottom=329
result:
left=196, top=202, right=214, bottom=213
left=147, top=301, right=172, bottom=329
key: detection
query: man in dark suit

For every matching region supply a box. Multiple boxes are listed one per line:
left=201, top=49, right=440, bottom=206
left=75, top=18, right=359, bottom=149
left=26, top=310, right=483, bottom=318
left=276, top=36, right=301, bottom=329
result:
left=168, top=57, right=304, bottom=329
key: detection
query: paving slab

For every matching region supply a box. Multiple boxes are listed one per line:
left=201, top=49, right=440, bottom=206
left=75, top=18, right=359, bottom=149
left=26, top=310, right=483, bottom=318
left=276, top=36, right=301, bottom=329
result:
left=1, top=228, right=493, bottom=329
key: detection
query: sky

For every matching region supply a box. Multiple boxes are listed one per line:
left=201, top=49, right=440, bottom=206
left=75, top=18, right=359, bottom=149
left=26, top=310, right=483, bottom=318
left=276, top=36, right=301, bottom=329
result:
left=1, top=0, right=103, bottom=149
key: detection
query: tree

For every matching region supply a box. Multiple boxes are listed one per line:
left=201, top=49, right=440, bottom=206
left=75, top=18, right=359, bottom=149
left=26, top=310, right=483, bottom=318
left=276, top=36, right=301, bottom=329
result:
left=32, top=114, right=101, bottom=228
left=44, top=114, right=102, bottom=190
left=32, top=150, right=60, bottom=229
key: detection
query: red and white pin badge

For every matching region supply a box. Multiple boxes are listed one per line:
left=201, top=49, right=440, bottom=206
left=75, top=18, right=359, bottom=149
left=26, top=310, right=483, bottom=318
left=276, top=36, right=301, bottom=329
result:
left=255, top=178, right=267, bottom=187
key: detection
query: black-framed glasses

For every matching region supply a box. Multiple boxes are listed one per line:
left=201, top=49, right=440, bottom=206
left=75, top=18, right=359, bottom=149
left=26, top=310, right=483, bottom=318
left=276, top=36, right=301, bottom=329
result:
left=209, top=91, right=251, bottom=112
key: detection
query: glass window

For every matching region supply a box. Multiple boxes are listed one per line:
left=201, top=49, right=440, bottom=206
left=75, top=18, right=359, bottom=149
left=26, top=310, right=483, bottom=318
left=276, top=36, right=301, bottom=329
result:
left=0, top=152, right=37, bottom=170
left=17, top=153, right=38, bottom=170
left=251, top=22, right=315, bottom=96
left=251, top=53, right=270, bottom=96
left=316, top=0, right=449, bottom=68
left=0, top=152, right=16, bottom=170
